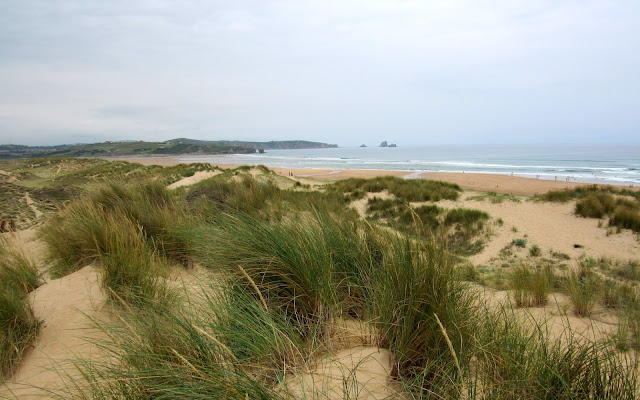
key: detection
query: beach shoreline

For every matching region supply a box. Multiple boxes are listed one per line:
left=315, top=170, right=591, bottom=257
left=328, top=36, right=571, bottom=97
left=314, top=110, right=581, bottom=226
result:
left=102, top=156, right=639, bottom=197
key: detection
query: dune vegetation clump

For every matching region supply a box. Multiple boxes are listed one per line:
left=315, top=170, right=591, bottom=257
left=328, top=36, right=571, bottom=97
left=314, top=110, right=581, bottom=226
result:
left=39, top=181, right=192, bottom=278
left=509, top=263, right=553, bottom=307
left=536, top=184, right=640, bottom=203
left=97, top=213, right=170, bottom=305
left=566, top=262, right=599, bottom=317
left=327, top=176, right=461, bottom=202
left=0, top=238, right=41, bottom=379
left=364, top=195, right=490, bottom=255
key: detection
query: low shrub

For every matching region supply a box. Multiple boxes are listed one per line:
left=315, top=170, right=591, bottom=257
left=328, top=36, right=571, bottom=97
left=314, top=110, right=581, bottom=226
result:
left=366, top=197, right=407, bottom=220
left=513, top=238, right=527, bottom=248
left=529, top=244, right=541, bottom=257
left=575, top=193, right=616, bottom=218
left=444, top=208, right=489, bottom=229
left=610, top=205, right=640, bottom=233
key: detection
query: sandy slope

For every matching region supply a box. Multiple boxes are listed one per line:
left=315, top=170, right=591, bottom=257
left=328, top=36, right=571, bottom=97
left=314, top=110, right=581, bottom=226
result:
left=0, top=266, right=109, bottom=399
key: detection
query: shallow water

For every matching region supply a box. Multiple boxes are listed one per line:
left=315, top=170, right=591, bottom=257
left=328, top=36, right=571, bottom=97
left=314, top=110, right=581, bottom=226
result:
left=180, top=144, right=640, bottom=185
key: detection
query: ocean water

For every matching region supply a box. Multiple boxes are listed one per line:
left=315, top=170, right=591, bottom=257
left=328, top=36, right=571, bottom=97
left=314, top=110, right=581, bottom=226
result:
left=180, top=144, right=640, bottom=185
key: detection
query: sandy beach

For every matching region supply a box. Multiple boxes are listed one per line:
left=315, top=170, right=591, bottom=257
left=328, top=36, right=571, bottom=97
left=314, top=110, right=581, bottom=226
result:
left=104, top=156, right=639, bottom=197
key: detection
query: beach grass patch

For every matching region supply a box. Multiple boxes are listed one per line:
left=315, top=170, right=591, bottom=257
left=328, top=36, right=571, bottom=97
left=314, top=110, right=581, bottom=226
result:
left=0, top=238, right=41, bottom=379
left=327, top=176, right=461, bottom=202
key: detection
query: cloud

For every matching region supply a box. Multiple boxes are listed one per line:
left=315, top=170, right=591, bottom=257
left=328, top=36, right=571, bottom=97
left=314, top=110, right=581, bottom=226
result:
left=0, top=0, right=639, bottom=145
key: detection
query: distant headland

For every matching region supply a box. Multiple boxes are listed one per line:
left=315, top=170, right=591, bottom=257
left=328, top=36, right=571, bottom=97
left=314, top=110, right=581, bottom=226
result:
left=0, top=138, right=338, bottom=159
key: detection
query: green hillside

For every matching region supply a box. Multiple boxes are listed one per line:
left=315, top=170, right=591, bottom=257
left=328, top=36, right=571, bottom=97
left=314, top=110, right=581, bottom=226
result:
left=0, top=141, right=255, bottom=159
left=166, top=138, right=338, bottom=149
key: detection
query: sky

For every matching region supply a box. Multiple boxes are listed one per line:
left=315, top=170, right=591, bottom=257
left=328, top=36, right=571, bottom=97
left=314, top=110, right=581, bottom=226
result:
left=1, top=1, right=639, bottom=146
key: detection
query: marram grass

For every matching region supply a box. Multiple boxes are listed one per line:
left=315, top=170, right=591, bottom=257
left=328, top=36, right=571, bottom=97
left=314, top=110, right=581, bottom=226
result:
left=23, top=176, right=640, bottom=399
left=40, top=181, right=191, bottom=278
left=0, top=237, right=41, bottom=379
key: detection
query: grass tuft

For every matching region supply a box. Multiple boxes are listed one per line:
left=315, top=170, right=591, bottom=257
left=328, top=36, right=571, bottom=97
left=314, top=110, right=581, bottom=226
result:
left=509, top=263, right=553, bottom=307
left=40, top=181, right=190, bottom=278
left=327, top=176, right=461, bottom=202
left=370, top=233, right=476, bottom=395
left=0, top=237, right=41, bottom=379
left=566, top=262, right=598, bottom=317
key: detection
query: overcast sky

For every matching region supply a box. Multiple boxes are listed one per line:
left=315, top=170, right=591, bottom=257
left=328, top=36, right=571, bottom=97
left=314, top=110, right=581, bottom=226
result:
left=1, top=1, right=639, bottom=146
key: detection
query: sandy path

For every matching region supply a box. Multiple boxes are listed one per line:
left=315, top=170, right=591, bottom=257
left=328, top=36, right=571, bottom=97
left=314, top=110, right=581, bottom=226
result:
left=0, top=266, right=110, bottom=399
left=23, top=192, right=42, bottom=219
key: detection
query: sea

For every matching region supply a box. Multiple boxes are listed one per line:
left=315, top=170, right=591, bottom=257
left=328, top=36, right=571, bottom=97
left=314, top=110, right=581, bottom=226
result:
left=179, top=144, right=640, bottom=185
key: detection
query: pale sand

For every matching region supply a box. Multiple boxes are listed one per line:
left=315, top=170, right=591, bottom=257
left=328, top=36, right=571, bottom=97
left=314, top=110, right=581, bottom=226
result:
left=167, top=170, right=221, bottom=189
left=0, top=266, right=110, bottom=399
left=102, top=156, right=638, bottom=197
left=438, top=192, right=640, bottom=266
left=287, top=346, right=399, bottom=399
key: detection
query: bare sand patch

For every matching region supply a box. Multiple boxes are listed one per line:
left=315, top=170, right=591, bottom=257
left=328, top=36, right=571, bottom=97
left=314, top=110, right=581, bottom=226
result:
left=478, top=287, right=618, bottom=344
left=1, top=229, right=46, bottom=268
left=167, top=170, right=221, bottom=189
left=100, top=156, right=184, bottom=166
left=286, top=346, right=400, bottom=400
left=454, top=195, right=640, bottom=265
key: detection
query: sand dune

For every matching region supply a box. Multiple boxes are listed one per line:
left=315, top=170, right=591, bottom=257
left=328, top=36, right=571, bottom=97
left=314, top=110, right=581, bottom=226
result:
left=1, top=266, right=109, bottom=399
left=3, top=161, right=639, bottom=398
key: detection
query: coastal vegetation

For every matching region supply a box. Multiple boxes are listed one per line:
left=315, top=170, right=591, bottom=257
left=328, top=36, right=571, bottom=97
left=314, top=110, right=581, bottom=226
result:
left=1, top=158, right=640, bottom=398
left=165, top=137, right=338, bottom=149
left=0, top=138, right=337, bottom=159
left=0, top=236, right=41, bottom=378
left=0, top=157, right=214, bottom=229
left=0, top=141, right=256, bottom=159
